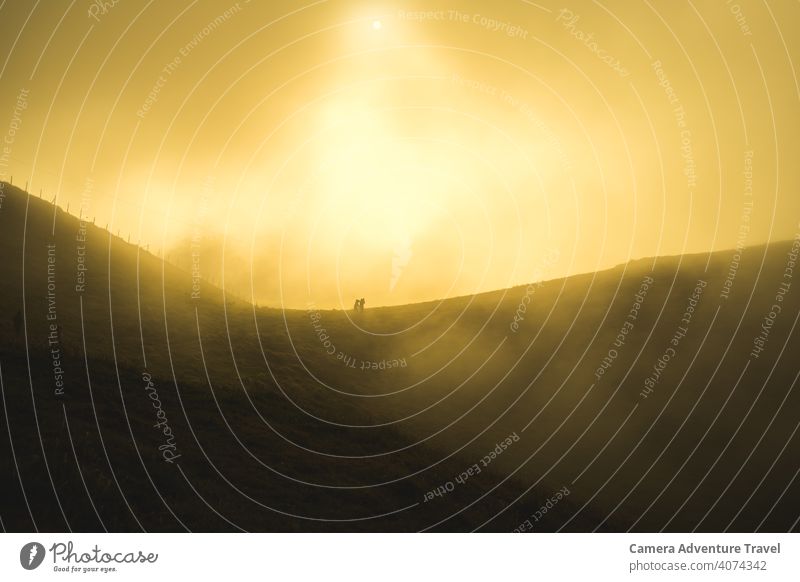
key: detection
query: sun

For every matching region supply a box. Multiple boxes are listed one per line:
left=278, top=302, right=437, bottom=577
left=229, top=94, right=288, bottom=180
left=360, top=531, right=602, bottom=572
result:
left=372, top=20, right=382, bottom=30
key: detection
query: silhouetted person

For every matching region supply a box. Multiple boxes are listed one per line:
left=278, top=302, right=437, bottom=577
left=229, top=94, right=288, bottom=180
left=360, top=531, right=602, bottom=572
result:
left=353, top=299, right=360, bottom=313
left=13, top=309, right=22, bottom=344
left=359, top=298, right=365, bottom=312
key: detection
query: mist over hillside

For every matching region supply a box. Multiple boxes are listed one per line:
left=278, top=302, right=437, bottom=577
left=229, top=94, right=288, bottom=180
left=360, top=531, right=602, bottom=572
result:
left=1, top=181, right=799, bottom=532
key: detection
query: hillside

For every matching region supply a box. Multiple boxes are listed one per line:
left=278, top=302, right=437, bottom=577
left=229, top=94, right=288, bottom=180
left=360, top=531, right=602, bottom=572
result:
left=1, top=181, right=798, bottom=532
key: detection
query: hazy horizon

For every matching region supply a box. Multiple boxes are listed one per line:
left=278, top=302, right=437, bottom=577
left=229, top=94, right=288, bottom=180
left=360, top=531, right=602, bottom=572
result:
left=1, top=1, right=797, bottom=308
left=4, top=174, right=797, bottom=312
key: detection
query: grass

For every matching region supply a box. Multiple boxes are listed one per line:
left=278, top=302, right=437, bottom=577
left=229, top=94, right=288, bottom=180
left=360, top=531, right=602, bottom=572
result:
left=1, top=181, right=798, bottom=532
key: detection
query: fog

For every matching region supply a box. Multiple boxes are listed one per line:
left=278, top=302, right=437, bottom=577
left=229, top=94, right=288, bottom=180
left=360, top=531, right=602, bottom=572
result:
left=1, top=0, right=797, bottom=307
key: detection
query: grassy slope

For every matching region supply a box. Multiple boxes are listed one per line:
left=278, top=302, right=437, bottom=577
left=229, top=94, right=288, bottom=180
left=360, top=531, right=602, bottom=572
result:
left=1, top=181, right=798, bottom=532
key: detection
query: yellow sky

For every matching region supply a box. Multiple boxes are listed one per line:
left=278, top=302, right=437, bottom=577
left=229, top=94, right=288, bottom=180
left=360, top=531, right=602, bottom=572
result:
left=0, top=0, right=797, bottom=308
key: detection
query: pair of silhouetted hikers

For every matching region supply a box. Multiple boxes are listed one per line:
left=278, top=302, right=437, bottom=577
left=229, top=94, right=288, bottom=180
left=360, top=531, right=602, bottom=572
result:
left=353, top=298, right=366, bottom=313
